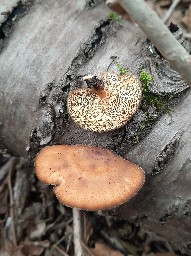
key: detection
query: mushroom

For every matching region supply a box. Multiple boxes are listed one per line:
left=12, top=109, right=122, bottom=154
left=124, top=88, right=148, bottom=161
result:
left=67, top=72, right=142, bottom=132
left=35, top=144, right=145, bottom=211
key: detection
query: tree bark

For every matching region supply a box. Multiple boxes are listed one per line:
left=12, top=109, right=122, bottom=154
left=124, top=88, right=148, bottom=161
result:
left=0, top=0, right=191, bottom=254
left=116, top=90, right=191, bottom=254
left=119, top=0, right=191, bottom=85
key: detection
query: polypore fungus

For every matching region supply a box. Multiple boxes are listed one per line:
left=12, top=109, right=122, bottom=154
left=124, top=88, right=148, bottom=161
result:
left=67, top=72, right=142, bottom=132
left=35, top=145, right=145, bottom=211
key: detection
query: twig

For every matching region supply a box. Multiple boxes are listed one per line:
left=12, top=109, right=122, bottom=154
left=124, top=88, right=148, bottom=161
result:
left=162, top=0, right=182, bottom=24
left=146, top=231, right=174, bottom=253
left=184, top=33, right=191, bottom=39
left=100, top=230, right=127, bottom=254
left=7, top=157, right=18, bottom=247
left=73, top=208, right=84, bottom=256
left=66, top=233, right=73, bottom=253
left=0, top=157, right=15, bottom=181
left=46, top=215, right=72, bottom=232
left=118, top=0, right=191, bottom=86
left=81, top=241, right=96, bottom=256
left=54, top=245, right=70, bottom=256
left=49, top=222, right=72, bottom=254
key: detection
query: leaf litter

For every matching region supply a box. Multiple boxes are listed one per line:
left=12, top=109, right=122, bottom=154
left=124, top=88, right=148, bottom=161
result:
left=0, top=0, right=189, bottom=255
left=0, top=147, right=178, bottom=256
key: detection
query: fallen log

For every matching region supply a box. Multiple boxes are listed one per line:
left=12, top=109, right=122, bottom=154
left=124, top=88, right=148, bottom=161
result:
left=0, top=0, right=190, bottom=254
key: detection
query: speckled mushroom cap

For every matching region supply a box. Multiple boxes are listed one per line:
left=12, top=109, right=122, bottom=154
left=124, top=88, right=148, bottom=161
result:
left=67, top=72, right=142, bottom=132
left=35, top=145, right=145, bottom=211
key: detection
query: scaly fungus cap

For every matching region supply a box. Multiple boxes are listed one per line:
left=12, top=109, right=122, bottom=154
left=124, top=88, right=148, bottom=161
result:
left=35, top=145, right=145, bottom=211
left=67, top=72, right=142, bottom=132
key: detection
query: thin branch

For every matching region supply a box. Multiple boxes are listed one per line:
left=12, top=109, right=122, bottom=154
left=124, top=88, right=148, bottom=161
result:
left=118, top=0, right=191, bottom=86
left=73, top=208, right=84, bottom=256
left=162, top=0, right=182, bottom=24
left=81, top=241, right=96, bottom=256
left=54, top=245, right=70, bottom=256
left=184, top=33, right=191, bottom=39
left=0, top=157, right=15, bottom=181
left=7, top=157, right=18, bottom=247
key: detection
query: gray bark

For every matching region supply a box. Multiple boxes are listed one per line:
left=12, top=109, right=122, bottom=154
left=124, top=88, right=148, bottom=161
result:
left=0, top=0, right=20, bottom=25
left=0, top=0, right=191, bottom=254
left=119, top=0, right=191, bottom=86
left=116, top=90, right=191, bottom=254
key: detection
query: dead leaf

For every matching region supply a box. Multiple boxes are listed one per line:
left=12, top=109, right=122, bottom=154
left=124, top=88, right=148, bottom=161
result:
left=29, top=220, right=46, bottom=240
left=0, top=228, right=14, bottom=256
left=14, top=241, right=45, bottom=256
left=90, top=242, right=125, bottom=256
left=159, top=0, right=171, bottom=8
left=182, top=6, right=191, bottom=31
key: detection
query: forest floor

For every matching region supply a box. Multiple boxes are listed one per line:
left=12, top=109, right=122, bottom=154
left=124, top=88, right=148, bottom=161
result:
left=0, top=0, right=191, bottom=255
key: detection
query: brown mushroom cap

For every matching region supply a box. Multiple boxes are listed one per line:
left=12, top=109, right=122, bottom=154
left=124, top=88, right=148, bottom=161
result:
left=67, top=72, right=142, bottom=132
left=35, top=145, right=145, bottom=211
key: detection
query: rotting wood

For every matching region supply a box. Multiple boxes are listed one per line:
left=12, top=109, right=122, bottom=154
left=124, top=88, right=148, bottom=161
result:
left=116, top=89, right=191, bottom=255
left=0, top=0, right=111, bottom=155
left=0, top=0, right=191, bottom=254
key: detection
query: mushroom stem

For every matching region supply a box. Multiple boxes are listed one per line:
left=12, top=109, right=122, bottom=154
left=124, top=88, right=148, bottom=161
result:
left=73, top=208, right=84, bottom=256
left=94, top=88, right=107, bottom=99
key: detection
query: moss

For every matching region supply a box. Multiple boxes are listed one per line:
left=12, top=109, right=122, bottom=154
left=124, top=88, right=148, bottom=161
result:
left=140, top=69, right=153, bottom=93
left=121, top=68, right=174, bottom=145
left=108, top=12, right=123, bottom=23
left=140, top=69, right=172, bottom=114
left=116, top=62, right=128, bottom=75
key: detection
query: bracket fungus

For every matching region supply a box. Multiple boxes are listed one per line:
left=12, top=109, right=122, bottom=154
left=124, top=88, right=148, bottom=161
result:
left=67, top=72, right=142, bottom=132
left=35, top=145, right=145, bottom=211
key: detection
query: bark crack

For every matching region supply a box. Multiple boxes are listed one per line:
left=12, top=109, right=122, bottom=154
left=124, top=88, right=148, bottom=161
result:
left=151, top=133, right=181, bottom=176
left=29, top=18, right=120, bottom=160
